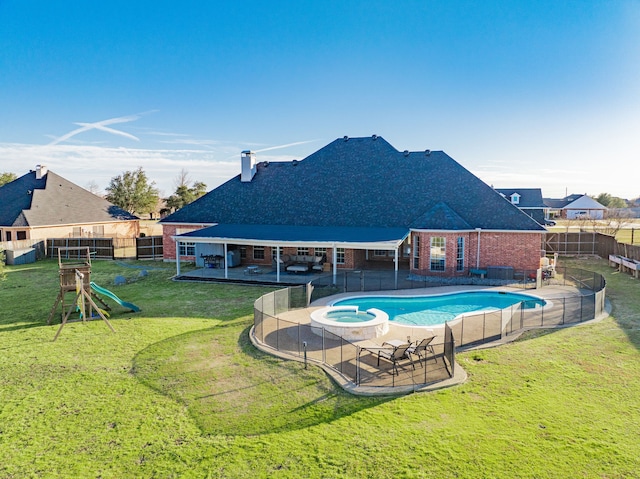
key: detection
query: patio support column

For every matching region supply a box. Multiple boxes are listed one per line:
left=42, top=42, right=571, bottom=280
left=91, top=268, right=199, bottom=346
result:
left=224, top=243, right=228, bottom=279
left=332, top=244, right=337, bottom=284
left=175, top=239, right=181, bottom=276
left=394, top=247, right=399, bottom=289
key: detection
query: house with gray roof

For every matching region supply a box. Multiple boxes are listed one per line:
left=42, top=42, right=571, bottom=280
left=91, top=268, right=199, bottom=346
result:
left=161, top=136, right=546, bottom=282
left=543, top=194, right=607, bottom=220
left=0, top=165, right=139, bottom=243
left=495, top=188, right=550, bottom=225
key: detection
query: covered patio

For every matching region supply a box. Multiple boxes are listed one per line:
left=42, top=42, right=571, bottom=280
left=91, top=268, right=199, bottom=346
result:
left=172, top=223, right=411, bottom=285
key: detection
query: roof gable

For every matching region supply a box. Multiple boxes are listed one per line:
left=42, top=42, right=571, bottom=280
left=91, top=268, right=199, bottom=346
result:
left=565, top=195, right=606, bottom=210
left=495, top=188, right=545, bottom=208
left=410, top=202, right=472, bottom=230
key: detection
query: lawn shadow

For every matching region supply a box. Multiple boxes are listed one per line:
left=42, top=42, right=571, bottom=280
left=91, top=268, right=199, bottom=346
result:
left=132, top=323, right=393, bottom=436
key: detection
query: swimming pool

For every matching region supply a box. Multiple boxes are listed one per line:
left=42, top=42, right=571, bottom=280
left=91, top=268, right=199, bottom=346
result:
left=333, top=291, right=546, bottom=327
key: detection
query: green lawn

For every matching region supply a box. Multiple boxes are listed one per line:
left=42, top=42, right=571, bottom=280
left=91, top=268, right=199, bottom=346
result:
left=1, top=258, right=639, bottom=478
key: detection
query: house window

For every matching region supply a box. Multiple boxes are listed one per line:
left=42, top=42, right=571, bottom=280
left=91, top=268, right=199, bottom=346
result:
left=93, top=225, right=104, bottom=236
left=336, top=248, right=345, bottom=264
left=253, top=246, right=265, bottom=260
left=72, top=227, right=82, bottom=237
left=297, top=247, right=309, bottom=256
left=314, top=247, right=327, bottom=261
left=430, top=237, right=446, bottom=271
left=373, top=250, right=387, bottom=257
left=271, top=247, right=279, bottom=260
left=456, top=237, right=464, bottom=272
left=413, top=235, right=420, bottom=269
left=16, top=231, right=27, bottom=240
left=5, top=231, right=11, bottom=241
left=179, top=242, right=195, bottom=256
left=511, top=193, right=520, bottom=205
left=239, top=246, right=247, bottom=259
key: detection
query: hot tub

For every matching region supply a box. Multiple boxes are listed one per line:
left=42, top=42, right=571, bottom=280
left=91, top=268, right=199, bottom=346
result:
left=310, top=306, right=389, bottom=340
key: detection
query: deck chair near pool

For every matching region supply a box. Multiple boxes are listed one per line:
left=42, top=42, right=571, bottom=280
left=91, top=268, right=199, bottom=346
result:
left=407, top=336, right=436, bottom=367
left=377, top=343, right=414, bottom=376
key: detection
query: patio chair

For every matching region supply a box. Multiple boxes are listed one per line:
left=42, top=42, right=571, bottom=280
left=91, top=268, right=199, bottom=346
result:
left=377, top=343, right=414, bottom=376
left=407, top=336, right=436, bottom=367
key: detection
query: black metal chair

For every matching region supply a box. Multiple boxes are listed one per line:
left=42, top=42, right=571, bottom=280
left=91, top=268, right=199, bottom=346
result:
left=377, top=343, right=414, bottom=376
left=407, top=336, right=436, bottom=367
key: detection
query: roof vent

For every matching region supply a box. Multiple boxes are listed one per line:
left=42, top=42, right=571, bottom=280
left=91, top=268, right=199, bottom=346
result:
left=27, top=190, right=32, bottom=195
left=263, top=161, right=269, bottom=167
left=292, top=159, right=298, bottom=166
left=372, top=134, right=377, bottom=140
left=343, top=136, right=349, bottom=141
left=425, top=149, right=431, bottom=156
left=403, top=150, right=409, bottom=156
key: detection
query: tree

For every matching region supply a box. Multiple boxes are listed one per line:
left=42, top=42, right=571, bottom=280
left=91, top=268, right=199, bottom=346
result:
left=105, top=167, right=159, bottom=215
left=0, top=172, right=17, bottom=187
left=163, top=170, right=207, bottom=214
left=595, top=192, right=627, bottom=208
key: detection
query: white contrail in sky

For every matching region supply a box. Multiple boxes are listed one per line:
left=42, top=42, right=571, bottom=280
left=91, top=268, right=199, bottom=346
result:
left=254, top=139, right=319, bottom=153
left=48, top=114, right=142, bottom=145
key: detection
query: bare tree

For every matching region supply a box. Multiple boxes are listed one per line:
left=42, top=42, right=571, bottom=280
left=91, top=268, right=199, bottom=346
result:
left=173, top=168, right=191, bottom=189
left=86, top=180, right=103, bottom=196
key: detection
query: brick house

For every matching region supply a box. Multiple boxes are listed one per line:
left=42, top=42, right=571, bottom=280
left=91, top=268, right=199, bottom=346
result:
left=0, top=165, right=139, bottom=243
left=160, top=136, right=546, bottom=281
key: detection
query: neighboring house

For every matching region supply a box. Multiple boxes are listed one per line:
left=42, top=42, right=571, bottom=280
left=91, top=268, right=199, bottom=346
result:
left=161, top=136, right=546, bottom=280
left=495, top=188, right=550, bottom=225
left=0, top=165, right=140, bottom=243
left=543, top=194, right=607, bottom=220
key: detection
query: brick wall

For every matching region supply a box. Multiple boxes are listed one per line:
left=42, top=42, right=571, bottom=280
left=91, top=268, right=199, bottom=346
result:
left=413, top=231, right=543, bottom=273
left=162, top=224, right=210, bottom=261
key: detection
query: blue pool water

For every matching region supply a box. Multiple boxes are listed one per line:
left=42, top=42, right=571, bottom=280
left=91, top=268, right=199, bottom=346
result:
left=325, top=310, right=378, bottom=323
left=333, top=291, right=546, bottom=326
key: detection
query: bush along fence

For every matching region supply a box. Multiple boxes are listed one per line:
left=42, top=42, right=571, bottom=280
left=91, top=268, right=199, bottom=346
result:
left=251, top=266, right=606, bottom=392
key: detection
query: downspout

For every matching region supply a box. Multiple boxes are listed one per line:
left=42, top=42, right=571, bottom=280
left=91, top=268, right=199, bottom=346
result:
left=476, top=228, right=481, bottom=269
left=394, top=247, right=399, bottom=289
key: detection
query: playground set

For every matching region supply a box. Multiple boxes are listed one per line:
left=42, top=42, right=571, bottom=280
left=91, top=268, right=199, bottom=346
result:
left=47, top=247, right=140, bottom=340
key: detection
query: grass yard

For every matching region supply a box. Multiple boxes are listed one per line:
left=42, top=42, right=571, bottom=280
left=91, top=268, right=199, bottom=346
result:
left=1, top=258, right=639, bottom=478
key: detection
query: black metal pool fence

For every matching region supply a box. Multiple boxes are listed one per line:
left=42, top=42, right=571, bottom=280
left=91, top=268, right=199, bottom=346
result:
left=251, top=266, right=606, bottom=389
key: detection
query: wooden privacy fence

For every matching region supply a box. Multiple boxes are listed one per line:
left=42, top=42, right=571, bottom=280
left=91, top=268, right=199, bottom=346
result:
left=545, top=231, right=640, bottom=261
left=545, top=231, right=598, bottom=255
left=136, top=236, right=163, bottom=260
left=49, top=238, right=114, bottom=259
left=48, top=236, right=163, bottom=261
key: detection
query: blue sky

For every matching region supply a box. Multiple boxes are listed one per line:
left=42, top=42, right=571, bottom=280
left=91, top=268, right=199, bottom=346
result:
left=1, top=1, right=639, bottom=199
